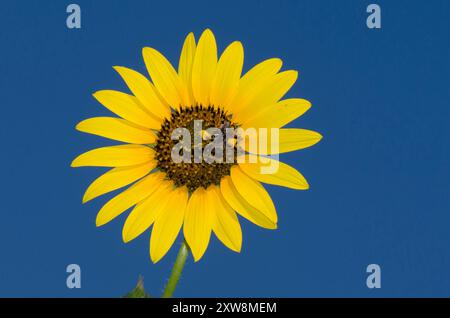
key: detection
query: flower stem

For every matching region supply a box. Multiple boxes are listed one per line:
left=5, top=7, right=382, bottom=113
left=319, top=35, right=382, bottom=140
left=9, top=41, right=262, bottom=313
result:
left=162, top=240, right=189, bottom=298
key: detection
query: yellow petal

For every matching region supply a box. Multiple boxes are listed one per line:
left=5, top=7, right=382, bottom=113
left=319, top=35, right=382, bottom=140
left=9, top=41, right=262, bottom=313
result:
left=113, top=66, right=170, bottom=120
left=93, top=90, right=161, bottom=129
left=183, top=187, right=213, bottom=261
left=95, top=172, right=165, bottom=226
left=122, top=180, right=173, bottom=243
left=178, top=32, right=196, bottom=106
left=220, top=176, right=277, bottom=229
left=191, top=29, right=217, bottom=106
left=71, top=145, right=154, bottom=168
left=235, top=70, right=298, bottom=123
left=230, top=166, right=277, bottom=223
left=228, top=58, right=282, bottom=115
left=238, top=155, right=308, bottom=190
left=241, top=98, right=311, bottom=129
left=150, top=186, right=188, bottom=263
left=244, top=128, right=323, bottom=154
left=76, top=117, right=157, bottom=144
left=82, top=162, right=156, bottom=203
left=142, top=47, right=187, bottom=109
left=209, top=185, right=242, bottom=253
left=210, top=41, right=244, bottom=108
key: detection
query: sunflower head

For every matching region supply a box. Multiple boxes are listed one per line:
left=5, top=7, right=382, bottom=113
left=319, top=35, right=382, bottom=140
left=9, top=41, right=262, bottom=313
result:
left=154, top=105, right=238, bottom=192
left=71, top=29, right=322, bottom=263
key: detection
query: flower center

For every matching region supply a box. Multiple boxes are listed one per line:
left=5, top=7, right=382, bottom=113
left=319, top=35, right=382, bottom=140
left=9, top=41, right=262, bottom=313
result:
left=154, top=105, right=239, bottom=193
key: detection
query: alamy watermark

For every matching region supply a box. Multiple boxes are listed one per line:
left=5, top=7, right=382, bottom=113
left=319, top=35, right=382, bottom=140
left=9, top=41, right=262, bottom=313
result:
left=170, top=120, right=280, bottom=174
left=66, top=4, right=81, bottom=29
left=66, top=264, right=81, bottom=289
left=366, top=4, right=381, bottom=29
left=366, top=264, right=381, bottom=289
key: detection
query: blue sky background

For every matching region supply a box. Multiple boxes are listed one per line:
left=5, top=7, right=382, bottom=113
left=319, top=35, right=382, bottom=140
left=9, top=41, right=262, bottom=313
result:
left=0, top=0, right=449, bottom=297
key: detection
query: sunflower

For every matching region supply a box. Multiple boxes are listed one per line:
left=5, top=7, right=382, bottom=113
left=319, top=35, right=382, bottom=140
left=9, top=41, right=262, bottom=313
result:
left=71, top=29, right=322, bottom=263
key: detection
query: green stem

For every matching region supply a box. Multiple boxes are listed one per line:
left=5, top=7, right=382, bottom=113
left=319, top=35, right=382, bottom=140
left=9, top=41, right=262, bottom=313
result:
left=162, top=240, right=189, bottom=298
